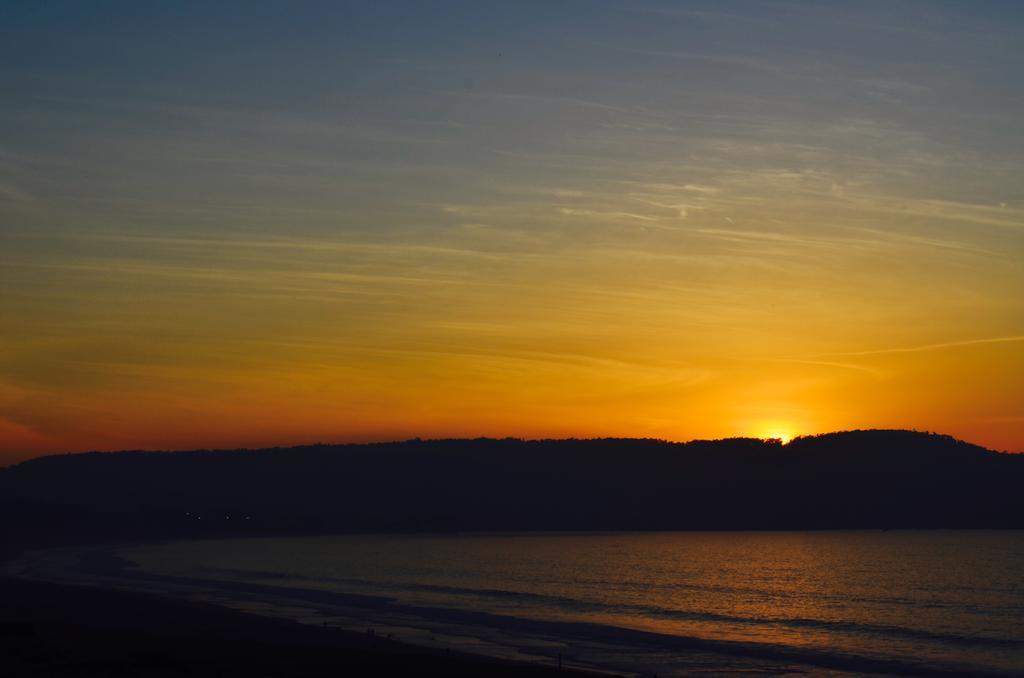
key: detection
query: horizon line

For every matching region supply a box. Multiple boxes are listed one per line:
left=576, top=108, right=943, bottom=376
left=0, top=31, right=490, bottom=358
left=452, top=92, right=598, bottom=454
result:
left=7, top=428, right=1014, bottom=466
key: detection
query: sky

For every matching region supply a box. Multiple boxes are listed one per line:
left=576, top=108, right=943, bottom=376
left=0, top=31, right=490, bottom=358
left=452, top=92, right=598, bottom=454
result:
left=1, top=0, right=1023, bottom=463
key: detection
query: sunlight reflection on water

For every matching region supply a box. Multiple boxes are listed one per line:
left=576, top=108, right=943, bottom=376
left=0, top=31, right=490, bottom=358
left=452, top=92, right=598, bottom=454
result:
left=120, top=531, right=1024, bottom=675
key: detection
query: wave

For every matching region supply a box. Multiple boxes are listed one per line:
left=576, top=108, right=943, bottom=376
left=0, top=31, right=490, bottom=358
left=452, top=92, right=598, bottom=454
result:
left=197, top=565, right=1023, bottom=614
left=126, top=574, right=1024, bottom=676
left=35, top=547, right=1024, bottom=678
left=196, top=565, right=1022, bottom=649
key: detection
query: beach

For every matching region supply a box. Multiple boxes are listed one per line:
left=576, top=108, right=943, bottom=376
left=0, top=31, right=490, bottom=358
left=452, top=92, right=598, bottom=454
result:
left=0, top=573, right=600, bottom=677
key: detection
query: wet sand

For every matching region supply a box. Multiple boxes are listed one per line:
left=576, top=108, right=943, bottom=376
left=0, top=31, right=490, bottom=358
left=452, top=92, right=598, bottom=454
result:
left=0, top=576, right=604, bottom=677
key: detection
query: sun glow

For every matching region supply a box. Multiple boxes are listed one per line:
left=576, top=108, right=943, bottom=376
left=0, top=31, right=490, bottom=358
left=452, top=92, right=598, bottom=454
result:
left=758, top=427, right=796, bottom=444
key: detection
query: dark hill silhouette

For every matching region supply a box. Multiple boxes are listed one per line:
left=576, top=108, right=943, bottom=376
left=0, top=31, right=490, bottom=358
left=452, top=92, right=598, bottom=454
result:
left=1, top=430, right=1021, bottom=545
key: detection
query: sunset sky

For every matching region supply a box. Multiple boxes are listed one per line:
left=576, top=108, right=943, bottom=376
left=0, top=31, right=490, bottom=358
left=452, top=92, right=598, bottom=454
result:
left=1, top=1, right=1023, bottom=463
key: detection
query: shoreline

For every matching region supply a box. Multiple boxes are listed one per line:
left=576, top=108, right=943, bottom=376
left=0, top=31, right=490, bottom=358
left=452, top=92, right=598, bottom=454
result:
left=5, top=535, right=1022, bottom=677
left=0, top=574, right=604, bottom=677
left=5, top=542, right=633, bottom=677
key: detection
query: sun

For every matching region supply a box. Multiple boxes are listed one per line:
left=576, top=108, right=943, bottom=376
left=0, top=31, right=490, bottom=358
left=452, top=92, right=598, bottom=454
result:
left=757, top=425, right=796, bottom=444
left=765, top=431, right=794, bottom=444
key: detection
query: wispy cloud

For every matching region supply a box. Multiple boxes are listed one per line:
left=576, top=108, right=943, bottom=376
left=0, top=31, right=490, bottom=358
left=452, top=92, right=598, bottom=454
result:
left=456, top=90, right=650, bottom=116
left=817, top=336, right=1024, bottom=358
left=767, top=358, right=883, bottom=379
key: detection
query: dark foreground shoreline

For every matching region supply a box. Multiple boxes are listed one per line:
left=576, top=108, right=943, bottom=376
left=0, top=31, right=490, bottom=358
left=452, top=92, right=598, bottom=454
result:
left=0, top=576, right=603, bottom=677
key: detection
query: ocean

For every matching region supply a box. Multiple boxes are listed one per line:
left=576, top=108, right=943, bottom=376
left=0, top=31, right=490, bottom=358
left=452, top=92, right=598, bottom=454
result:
left=15, top=531, right=1024, bottom=675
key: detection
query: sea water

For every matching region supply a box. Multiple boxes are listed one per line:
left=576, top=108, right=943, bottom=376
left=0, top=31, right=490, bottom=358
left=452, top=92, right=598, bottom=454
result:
left=36, top=532, right=1024, bottom=675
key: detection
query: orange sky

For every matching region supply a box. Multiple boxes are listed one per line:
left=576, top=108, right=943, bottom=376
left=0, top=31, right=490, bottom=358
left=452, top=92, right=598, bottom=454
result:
left=1, top=2, right=1023, bottom=463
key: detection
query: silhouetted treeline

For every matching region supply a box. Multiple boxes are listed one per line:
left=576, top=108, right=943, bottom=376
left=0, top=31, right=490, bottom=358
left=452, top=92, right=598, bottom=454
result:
left=1, top=430, right=1021, bottom=546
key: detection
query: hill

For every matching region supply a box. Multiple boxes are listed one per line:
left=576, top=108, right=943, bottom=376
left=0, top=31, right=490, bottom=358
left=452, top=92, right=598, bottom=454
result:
left=1, top=430, right=1021, bottom=545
